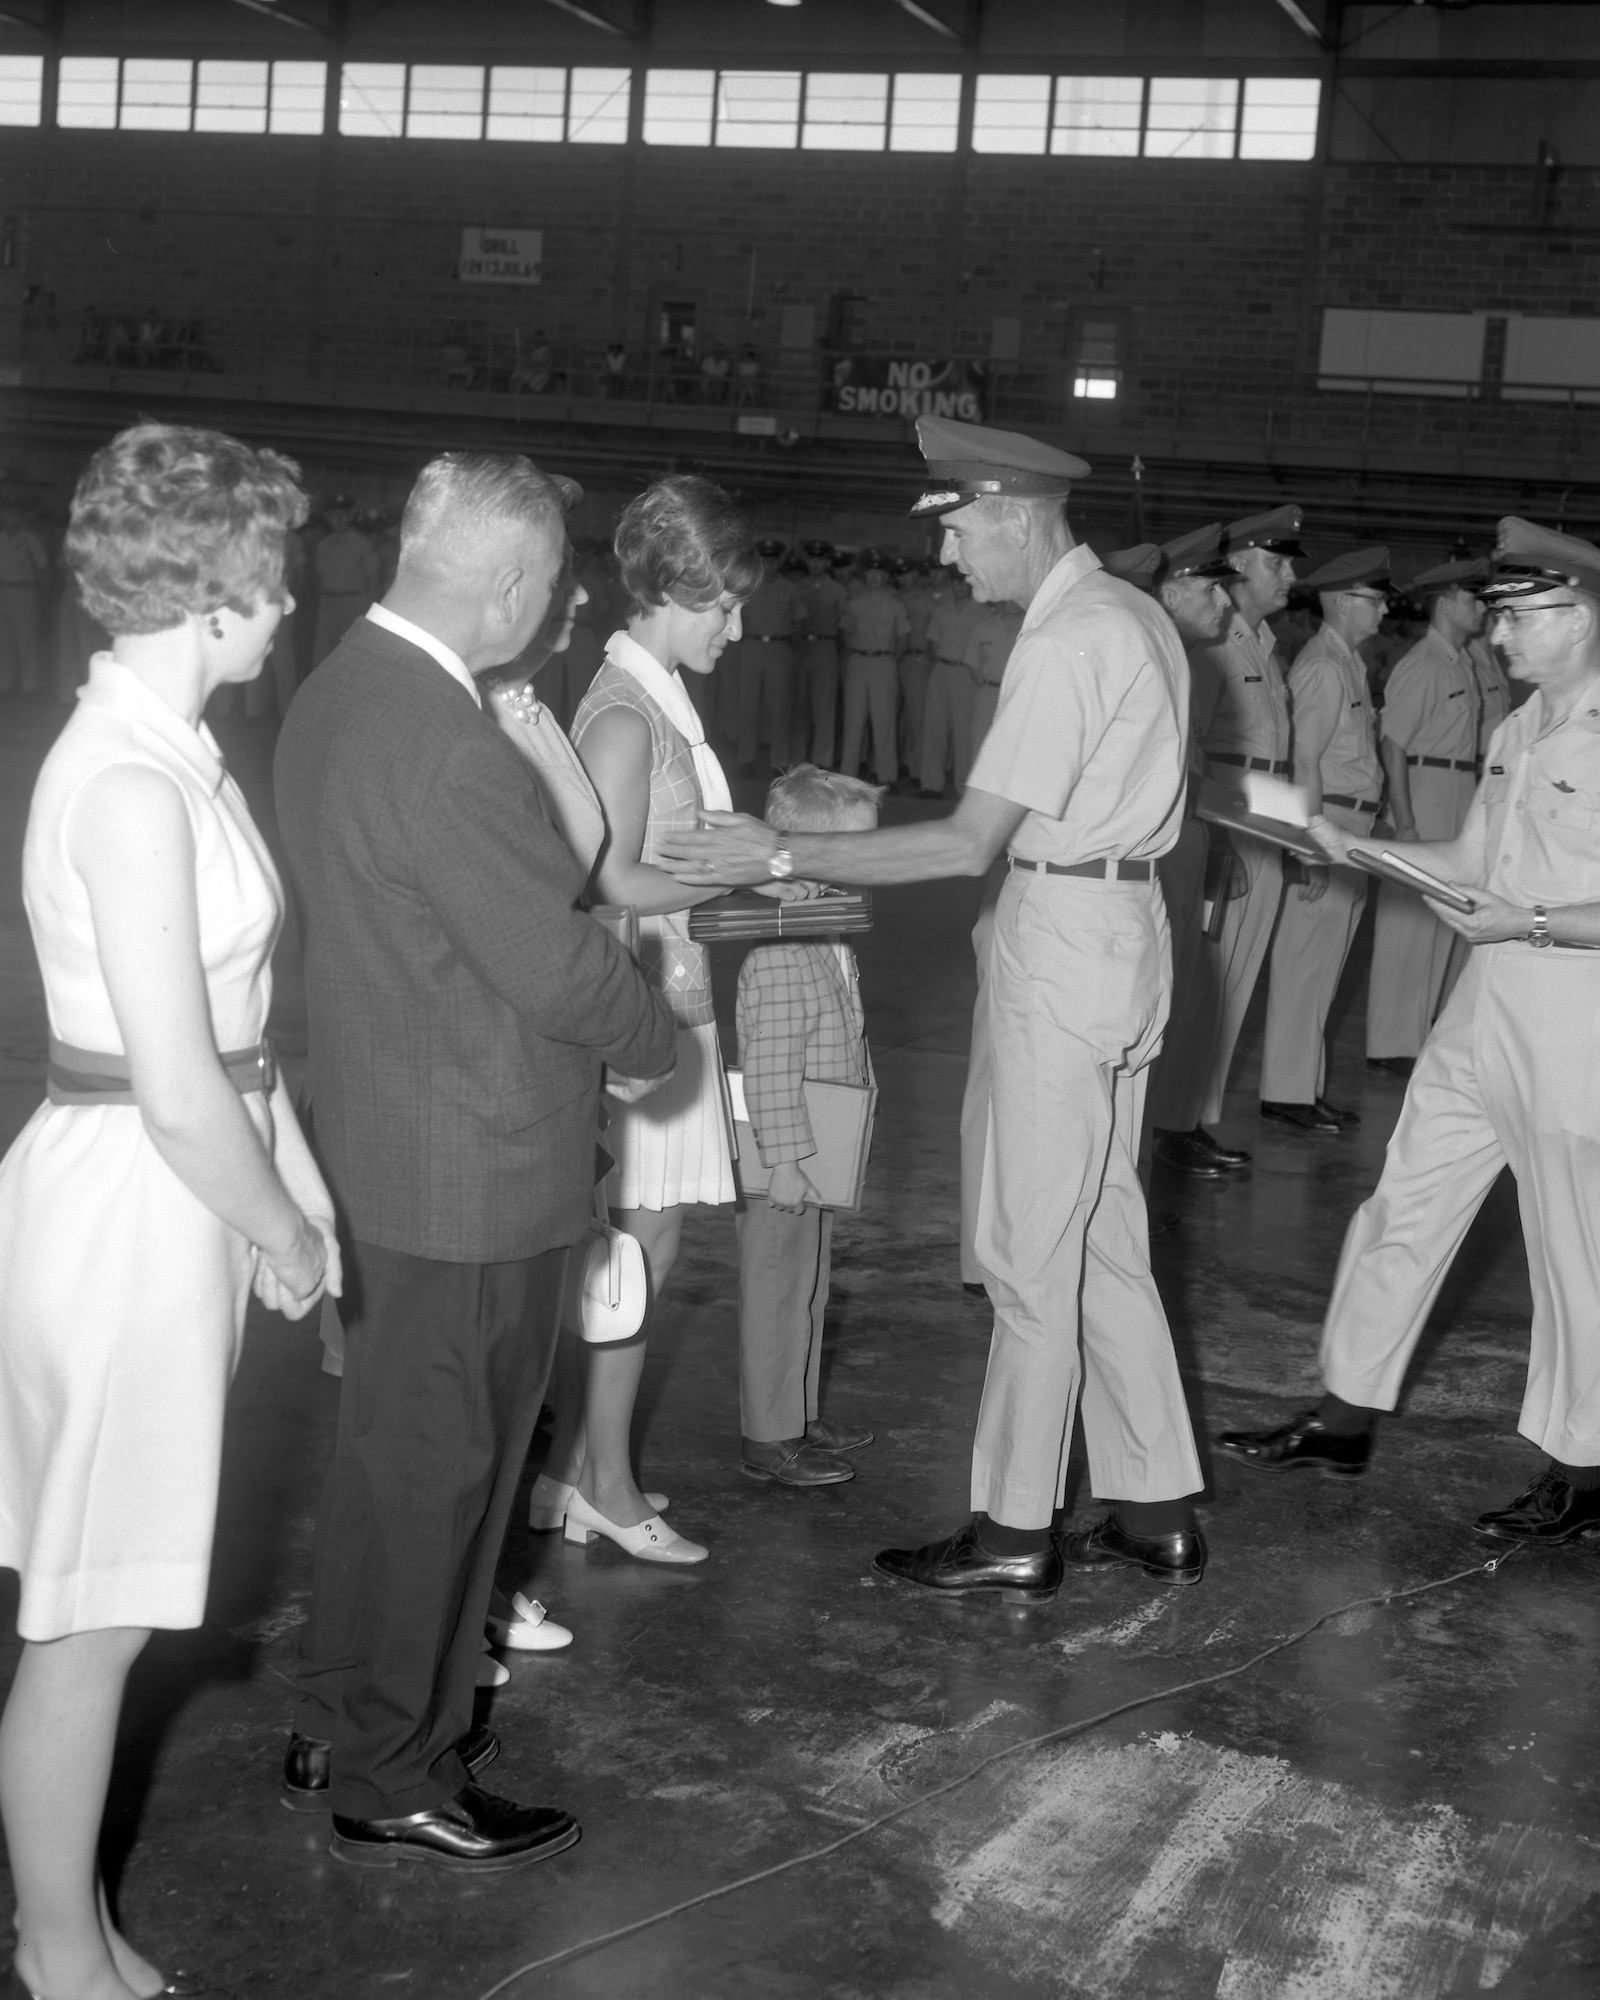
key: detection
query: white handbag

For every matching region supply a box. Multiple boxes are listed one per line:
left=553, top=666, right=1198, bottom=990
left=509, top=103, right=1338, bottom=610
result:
left=561, top=1185, right=648, bottom=1344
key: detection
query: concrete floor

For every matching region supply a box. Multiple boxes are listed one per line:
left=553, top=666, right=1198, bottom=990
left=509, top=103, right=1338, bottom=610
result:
left=3, top=693, right=1600, bottom=2000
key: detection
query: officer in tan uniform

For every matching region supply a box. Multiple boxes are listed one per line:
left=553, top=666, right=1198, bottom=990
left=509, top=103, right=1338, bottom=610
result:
left=1258, top=547, right=1391, bottom=1130
left=1365, top=557, right=1485, bottom=1075
left=0, top=496, right=48, bottom=696
left=312, top=495, right=382, bottom=666
left=917, top=569, right=984, bottom=797
left=896, top=557, right=936, bottom=780
left=736, top=538, right=803, bottom=774
left=839, top=549, right=910, bottom=786
left=1222, top=519, right=1600, bottom=1546
left=1185, top=506, right=1303, bottom=1132
left=796, top=539, right=847, bottom=765
left=659, top=416, right=1206, bottom=1600
left=964, top=599, right=1024, bottom=757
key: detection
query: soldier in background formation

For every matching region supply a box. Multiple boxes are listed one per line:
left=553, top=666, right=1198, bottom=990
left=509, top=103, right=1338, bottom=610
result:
left=0, top=493, right=49, bottom=697
left=311, top=494, right=382, bottom=667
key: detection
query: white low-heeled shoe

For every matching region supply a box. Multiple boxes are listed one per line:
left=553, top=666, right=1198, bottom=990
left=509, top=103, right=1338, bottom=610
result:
left=529, top=1474, right=669, bottom=1532
left=486, top=1591, right=574, bottom=1652
left=563, top=1489, right=707, bottom=1565
left=476, top=1646, right=510, bottom=1688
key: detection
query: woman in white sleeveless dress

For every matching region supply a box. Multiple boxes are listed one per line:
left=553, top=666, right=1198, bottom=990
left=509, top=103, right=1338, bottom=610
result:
left=546, top=477, right=763, bottom=1564
left=0, top=425, right=338, bottom=2000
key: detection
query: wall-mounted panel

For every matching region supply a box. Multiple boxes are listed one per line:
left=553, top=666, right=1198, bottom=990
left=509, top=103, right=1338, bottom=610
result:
left=1319, top=308, right=1486, bottom=396
left=1503, top=316, right=1600, bottom=405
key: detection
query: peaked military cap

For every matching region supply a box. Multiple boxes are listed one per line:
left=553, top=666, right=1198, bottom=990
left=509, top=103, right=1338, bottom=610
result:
left=1480, top=517, right=1600, bottom=601
left=910, top=416, right=1091, bottom=519
left=829, top=549, right=855, bottom=569
left=1161, top=523, right=1238, bottom=582
left=859, top=546, right=891, bottom=571
left=755, top=536, right=787, bottom=558
left=801, top=538, right=833, bottom=557
left=1103, top=542, right=1161, bottom=593
left=1411, top=556, right=1490, bottom=595
left=326, top=493, right=355, bottom=512
left=1222, top=504, right=1305, bottom=559
left=1302, top=546, right=1392, bottom=593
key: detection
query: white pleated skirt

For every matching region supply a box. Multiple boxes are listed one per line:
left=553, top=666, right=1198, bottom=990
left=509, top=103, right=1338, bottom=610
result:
left=605, top=1021, right=735, bottom=1212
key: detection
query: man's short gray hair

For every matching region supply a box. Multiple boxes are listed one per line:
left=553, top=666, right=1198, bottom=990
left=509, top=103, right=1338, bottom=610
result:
left=399, top=452, right=565, bottom=569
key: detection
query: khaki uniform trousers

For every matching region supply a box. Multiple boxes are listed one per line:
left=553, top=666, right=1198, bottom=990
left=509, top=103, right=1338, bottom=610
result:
left=898, top=648, right=932, bottom=770
left=798, top=636, right=840, bottom=765
left=1366, top=766, right=1477, bottom=1060
left=1146, top=818, right=1220, bottom=1133
left=736, top=1195, right=833, bottom=1441
left=737, top=637, right=795, bottom=769
left=840, top=652, right=898, bottom=785
left=0, top=585, right=43, bottom=694
left=1260, top=806, right=1372, bottom=1105
left=920, top=663, right=978, bottom=794
left=1197, top=833, right=1282, bottom=1127
left=969, top=869, right=1204, bottom=1527
left=1322, top=944, right=1600, bottom=1464
left=958, top=883, right=1002, bottom=1285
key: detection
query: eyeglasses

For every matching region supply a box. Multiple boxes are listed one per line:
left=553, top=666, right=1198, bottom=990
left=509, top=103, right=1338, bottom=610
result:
left=1341, top=589, right=1389, bottom=606
left=1487, top=601, right=1583, bottom=624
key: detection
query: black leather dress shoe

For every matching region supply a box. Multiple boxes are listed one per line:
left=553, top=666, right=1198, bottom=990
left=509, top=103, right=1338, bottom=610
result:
left=1260, top=1100, right=1341, bottom=1133
left=330, top=1783, right=579, bottom=1872
left=1190, top=1126, right=1251, bottom=1168
left=1316, top=1097, right=1360, bottom=1127
left=1151, top=1129, right=1226, bottom=1179
left=1366, top=1056, right=1415, bottom=1079
left=282, top=1724, right=498, bottom=1813
left=1058, top=1511, right=1207, bottom=1585
left=1217, top=1410, right=1372, bottom=1478
left=1474, top=1466, right=1600, bottom=1544
left=873, top=1520, right=1062, bottom=1601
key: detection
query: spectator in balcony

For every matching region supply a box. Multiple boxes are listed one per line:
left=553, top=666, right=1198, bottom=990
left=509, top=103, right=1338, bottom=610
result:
left=700, top=345, right=731, bottom=404
left=513, top=330, right=555, bottom=394
left=136, top=309, right=164, bottom=369
left=311, top=496, right=381, bottom=668
left=603, top=339, right=628, bottom=397
left=73, top=306, right=109, bottom=366
left=734, top=346, right=763, bottom=405
left=109, top=315, right=138, bottom=368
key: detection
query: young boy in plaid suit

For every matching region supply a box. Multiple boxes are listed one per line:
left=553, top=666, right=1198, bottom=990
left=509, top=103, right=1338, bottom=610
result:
left=737, top=767, right=879, bottom=1488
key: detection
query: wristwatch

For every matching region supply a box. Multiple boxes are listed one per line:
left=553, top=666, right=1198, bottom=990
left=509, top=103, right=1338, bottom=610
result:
left=767, top=848, right=796, bottom=880
left=1528, top=905, right=1553, bottom=948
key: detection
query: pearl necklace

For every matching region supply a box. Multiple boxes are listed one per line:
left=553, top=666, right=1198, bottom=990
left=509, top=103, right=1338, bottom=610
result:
left=498, top=680, right=543, bottom=726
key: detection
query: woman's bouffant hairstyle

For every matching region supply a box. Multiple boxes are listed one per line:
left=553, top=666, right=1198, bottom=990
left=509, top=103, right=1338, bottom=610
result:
left=65, top=423, right=308, bottom=636
left=613, top=475, right=761, bottom=618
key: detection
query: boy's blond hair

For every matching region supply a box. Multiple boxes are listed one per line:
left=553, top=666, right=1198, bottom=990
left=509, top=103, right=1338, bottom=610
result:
left=764, top=764, right=883, bottom=833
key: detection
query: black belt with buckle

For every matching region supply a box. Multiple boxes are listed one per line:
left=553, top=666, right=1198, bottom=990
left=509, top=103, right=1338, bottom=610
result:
left=1208, top=752, right=1292, bottom=776
left=1322, top=793, right=1380, bottom=814
left=1009, top=856, right=1153, bottom=882
left=1405, top=755, right=1477, bottom=772
left=848, top=648, right=894, bottom=657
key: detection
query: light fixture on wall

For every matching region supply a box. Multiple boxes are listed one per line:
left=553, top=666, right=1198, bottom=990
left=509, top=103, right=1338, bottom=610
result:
left=764, top=0, right=803, bottom=8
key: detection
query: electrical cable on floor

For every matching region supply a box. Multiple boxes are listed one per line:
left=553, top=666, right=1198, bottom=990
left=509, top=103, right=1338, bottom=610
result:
left=472, top=1546, right=1522, bottom=2000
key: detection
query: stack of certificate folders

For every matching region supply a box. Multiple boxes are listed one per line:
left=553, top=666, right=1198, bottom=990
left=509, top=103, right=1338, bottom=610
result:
left=687, top=889, right=874, bottom=943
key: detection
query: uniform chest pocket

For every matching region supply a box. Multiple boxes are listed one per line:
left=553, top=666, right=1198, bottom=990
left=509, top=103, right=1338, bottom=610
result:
left=1541, top=794, right=1600, bottom=830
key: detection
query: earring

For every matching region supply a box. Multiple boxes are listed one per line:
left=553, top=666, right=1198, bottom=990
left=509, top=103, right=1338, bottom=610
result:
left=207, top=613, right=225, bottom=640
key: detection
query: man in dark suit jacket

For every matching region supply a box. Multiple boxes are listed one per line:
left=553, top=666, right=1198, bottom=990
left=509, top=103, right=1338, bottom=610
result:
left=273, top=452, right=676, bottom=1872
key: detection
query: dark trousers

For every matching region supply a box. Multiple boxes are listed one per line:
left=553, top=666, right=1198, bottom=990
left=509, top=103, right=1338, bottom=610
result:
left=295, top=1239, right=567, bottom=1820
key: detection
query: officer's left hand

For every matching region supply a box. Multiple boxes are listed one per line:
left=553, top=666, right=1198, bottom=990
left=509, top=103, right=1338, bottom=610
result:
left=1427, top=887, right=1525, bottom=942
left=658, top=811, right=780, bottom=887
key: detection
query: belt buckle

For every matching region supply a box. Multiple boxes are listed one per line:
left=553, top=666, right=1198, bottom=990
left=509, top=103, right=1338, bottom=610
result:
left=257, top=1040, right=278, bottom=1095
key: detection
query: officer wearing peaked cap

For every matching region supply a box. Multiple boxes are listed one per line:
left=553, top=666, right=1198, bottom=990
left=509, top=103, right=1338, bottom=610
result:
left=1258, top=545, right=1391, bottom=1131
left=733, top=536, right=803, bottom=774
left=656, top=415, right=1207, bottom=1598
left=1365, top=553, right=1488, bottom=1075
left=1222, top=517, right=1600, bottom=1545
left=1179, top=504, right=1303, bottom=1142
left=796, top=538, right=847, bottom=764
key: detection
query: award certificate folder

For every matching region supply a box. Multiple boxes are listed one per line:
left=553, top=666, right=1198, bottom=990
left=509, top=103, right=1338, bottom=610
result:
left=726, top=1068, right=877, bottom=1212
left=1348, top=848, right=1477, bottom=912
left=688, top=890, right=874, bottom=943
left=1195, top=777, right=1326, bottom=863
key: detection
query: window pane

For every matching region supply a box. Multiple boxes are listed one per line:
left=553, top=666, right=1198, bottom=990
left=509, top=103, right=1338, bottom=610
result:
left=889, top=72, right=960, bottom=153
left=58, top=55, right=118, bottom=128
left=1052, top=75, right=1141, bottom=157
left=1144, top=77, right=1238, bottom=158
left=717, top=70, right=800, bottom=148
left=567, top=67, right=630, bottom=143
left=120, top=57, right=191, bottom=131
left=971, top=74, right=1049, bottom=155
left=407, top=64, right=483, bottom=140
left=487, top=67, right=566, bottom=142
left=1073, top=370, right=1119, bottom=400
left=1239, top=76, right=1320, bottom=160
left=803, top=73, right=886, bottom=151
left=643, top=69, right=714, bottom=146
left=340, top=62, right=404, bottom=139
left=270, top=61, right=326, bottom=135
left=195, top=59, right=267, bottom=134
left=0, top=53, right=44, bottom=127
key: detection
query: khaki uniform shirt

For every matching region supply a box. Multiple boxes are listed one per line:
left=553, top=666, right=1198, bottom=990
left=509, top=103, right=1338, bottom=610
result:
left=0, top=527, right=46, bottom=587
left=927, top=596, right=984, bottom=669
left=741, top=573, right=802, bottom=642
left=1380, top=628, right=1480, bottom=763
left=1469, top=638, right=1514, bottom=759
left=315, top=527, right=381, bottom=597
left=840, top=587, right=909, bottom=657
left=900, top=582, right=935, bottom=654
left=965, top=605, right=1024, bottom=686
left=968, top=547, right=1188, bottom=868
left=1190, top=612, right=1291, bottom=768
left=798, top=574, right=847, bottom=639
left=1288, top=625, right=1383, bottom=804
left=1469, top=687, right=1600, bottom=911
